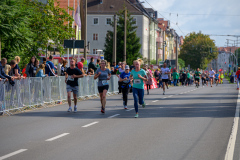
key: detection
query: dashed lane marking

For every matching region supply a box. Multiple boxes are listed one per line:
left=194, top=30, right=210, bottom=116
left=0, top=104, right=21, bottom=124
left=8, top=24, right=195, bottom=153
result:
left=45, top=133, right=70, bottom=142
left=126, top=108, right=134, bottom=112
left=152, top=100, right=159, bottom=103
left=108, top=114, right=120, bottom=118
left=0, top=149, right=28, bottom=160
left=82, top=122, right=99, bottom=128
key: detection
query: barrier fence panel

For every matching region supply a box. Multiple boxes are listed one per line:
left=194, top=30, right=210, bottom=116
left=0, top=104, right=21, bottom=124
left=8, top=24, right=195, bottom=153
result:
left=1, top=76, right=118, bottom=115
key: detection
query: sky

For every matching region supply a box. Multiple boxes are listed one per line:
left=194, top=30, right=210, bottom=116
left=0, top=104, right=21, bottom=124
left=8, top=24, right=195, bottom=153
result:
left=143, top=0, right=240, bottom=47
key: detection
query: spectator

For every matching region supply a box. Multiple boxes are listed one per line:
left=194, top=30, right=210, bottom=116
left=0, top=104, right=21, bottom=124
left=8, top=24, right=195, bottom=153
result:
left=43, top=57, right=56, bottom=76
left=107, top=62, right=111, bottom=70
left=61, top=60, right=68, bottom=76
left=26, top=56, right=37, bottom=77
left=0, top=59, right=14, bottom=81
left=1, top=58, right=11, bottom=75
left=96, top=58, right=101, bottom=68
left=9, top=60, right=21, bottom=79
left=87, top=68, right=94, bottom=75
left=22, top=64, right=27, bottom=77
left=57, top=57, right=65, bottom=76
left=110, top=67, right=115, bottom=75
left=172, top=69, right=179, bottom=86
left=45, top=55, right=55, bottom=76
left=36, top=64, right=47, bottom=77
left=77, top=58, right=85, bottom=72
left=88, top=57, right=97, bottom=72
left=111, top=62, right=116, bottom=68
left=13, top=56, right=21, bottom=77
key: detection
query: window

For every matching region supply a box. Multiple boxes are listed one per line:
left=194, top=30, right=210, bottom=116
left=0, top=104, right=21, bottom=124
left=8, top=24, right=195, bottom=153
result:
left=106, top=18, right=111, bottom=25
left=93, top=33, right=98, bottom=41
left=132, top=18, right=137, bottom=25
left=93, top=18, right=99, bottom=25
left=93, top=49, right=98, bottom=54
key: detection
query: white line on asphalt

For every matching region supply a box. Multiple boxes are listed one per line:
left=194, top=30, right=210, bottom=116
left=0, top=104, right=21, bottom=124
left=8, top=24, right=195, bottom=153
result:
left=168, top=95, right=173, bottom=97
left=180, top=93, right=183, bottom=94
left=82, top=122, right=99, bottom=128
left=126, top=108, right=134, bottom=112
left=45, top=133, right=69, bottom=142
left=0, top=149, right=28, bottom=160
left=224, top=89, right=240, bottom=160
left=164, top=97, right=167, bottom=98
left=152, top=100, right=159, bottom=102
left=146, top=104, right=149, bottom=105
left=108, top=114, right=120, bottom=118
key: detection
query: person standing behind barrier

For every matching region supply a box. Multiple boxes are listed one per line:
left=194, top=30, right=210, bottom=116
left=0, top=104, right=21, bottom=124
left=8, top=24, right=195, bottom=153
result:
left=45, top=55, right=55, bottom=76
left=57, top=57, right=65, bottom=76
left=94, top=60, right=111, bottom=114
left=161, top=63, right=171, bottom=95
left=88, top=57, right=98, bottom=72
left=145, top=66, right=153, bottom=95
left=43, top=57, right=56, bottom=77
left=65, top=59, right=84, bottom=113
left=36, top=64, right=47, bottom=77
left=26, top=56, right=37, bottom=77
left=120, top=65, right=131, bottom=109
left=61, top=60, right=68, bottom=76
left=130, top=61, right=147, bottom=118
left=96, top=59, right=101, bottom=68
left=1, top=58, right=11, bottom=76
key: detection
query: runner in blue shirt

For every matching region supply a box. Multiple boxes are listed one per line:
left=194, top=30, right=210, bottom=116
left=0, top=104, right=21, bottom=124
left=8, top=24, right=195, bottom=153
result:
left=120, top=65, right=131, bottom=109
left=215, top=73, right=219, bottom=86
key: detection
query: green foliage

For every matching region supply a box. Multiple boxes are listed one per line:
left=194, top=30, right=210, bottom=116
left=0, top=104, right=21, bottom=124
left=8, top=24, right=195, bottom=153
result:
left=0, top=0, right=74, bottom=68
left=104, top=8, right=142, bottom=65
left=235, top=48, right=240, bottom=66
left=178, top=58, right=185, bottom=69
left=179, top=32, right=218, bottom=70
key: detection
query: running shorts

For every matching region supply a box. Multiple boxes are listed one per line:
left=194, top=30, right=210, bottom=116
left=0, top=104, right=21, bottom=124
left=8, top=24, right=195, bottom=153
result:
left=195, top=78, right=200, bottom=82
left=162, top=79, right=168, bottom=83
left=67, top=85, right=79, bottom=95
left=98, top=85, right=109, bottom=93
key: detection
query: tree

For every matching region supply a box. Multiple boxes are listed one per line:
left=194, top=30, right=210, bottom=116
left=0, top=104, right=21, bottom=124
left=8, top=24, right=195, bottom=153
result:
left=104, top=8, right=142, bottom=65
left=179, top=32, right=218, bottom=70
left=178, top=58, right=185, bottom=69
left=0, top=0, right=74, bottom=68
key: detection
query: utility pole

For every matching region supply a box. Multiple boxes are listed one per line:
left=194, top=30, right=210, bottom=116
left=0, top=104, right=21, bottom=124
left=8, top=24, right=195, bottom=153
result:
left=112, top=15, right=117, bottom=63
left=163, top=30, right=165, bottom=62
left=123, top=8, right=127, bottom=62
left=148, top=20, right=151, bottom=65
left=176, top=35, right=178, bottom=72
left=84, top=0, right=87, bottom=60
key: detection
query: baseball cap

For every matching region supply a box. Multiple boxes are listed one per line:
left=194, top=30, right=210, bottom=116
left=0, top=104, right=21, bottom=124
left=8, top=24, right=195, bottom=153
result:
left=125, top=65, right=130, bottom=70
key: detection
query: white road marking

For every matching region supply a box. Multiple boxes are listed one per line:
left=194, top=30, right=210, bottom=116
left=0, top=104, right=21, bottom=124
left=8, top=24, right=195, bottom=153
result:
left=152, top=100, right=159, bottom=102
left=168, top=95, right=173, bottom=97
left=108, top=114, right=120, bottom=118
left=224, top=89, right=240, bottom=160
left=164, top=97, right=167, bottom=98
left=126, top=108, right=134, bottom=112
left=0, top=149, right=28, bottom=160
left=45, top=133, right=69, bottom=141
left=82, top=121, right=99, bottom=128
left=180, top=93, right=183, bottom=94
left=159, top=107, right=164, bottom=108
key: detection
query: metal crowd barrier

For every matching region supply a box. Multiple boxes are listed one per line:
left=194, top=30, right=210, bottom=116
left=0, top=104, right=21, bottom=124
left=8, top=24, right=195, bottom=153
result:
left=0, top=75, right=119, bottom=115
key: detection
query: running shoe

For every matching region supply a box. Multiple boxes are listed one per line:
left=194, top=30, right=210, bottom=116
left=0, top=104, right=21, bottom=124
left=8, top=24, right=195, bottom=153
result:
left=167, top=86, right=169, bottom=89
left=67, top=107, right=72, bottom=112
left=101, top=106, right=105, bottom=113
left=163, top=91, right=165, bottom=95
left=74, top=106, right=77, bottom=113
left=134, top=114, right=139, bottom=118
left=124, top=106, right=128, bottom=109
left=142, top=102, right=146, bottom=108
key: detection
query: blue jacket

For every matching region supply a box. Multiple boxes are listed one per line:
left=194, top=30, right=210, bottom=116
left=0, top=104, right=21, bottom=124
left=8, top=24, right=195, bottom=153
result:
left=36, top=69, right=46, bottom=77
left=0, top=62, right=11, bottom=79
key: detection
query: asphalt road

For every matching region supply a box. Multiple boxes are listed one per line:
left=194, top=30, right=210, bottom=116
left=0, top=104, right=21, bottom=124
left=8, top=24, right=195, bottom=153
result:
left=0, top=81, right=239, bottom=160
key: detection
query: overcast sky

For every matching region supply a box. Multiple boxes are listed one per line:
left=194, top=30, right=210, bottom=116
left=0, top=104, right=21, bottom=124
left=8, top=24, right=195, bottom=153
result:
left=144, top=0, right=240, bottom=47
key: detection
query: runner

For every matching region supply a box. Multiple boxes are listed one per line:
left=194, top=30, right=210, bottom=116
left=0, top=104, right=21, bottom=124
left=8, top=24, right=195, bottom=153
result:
left=215, top=72, right=219, bottom=86
left=201, top=71, right=206, bottom=86
left=209, top=68, right=215, bottom=87
left=205, top=71, right=209, bottom=86
left=194, top=68, right=201, bottom=88
left=119, top=65, right=131, bottom=109
left=220, top=72, right=224, bottom=84
left=130, top=61, right=147, bottom=118
left=94, top=60, right=111, bottom=113
left=161, top=63, right=171, bottom=95
left=65, top=59, right=84, bottom=113
left=235, top=67, right=240, bottom=90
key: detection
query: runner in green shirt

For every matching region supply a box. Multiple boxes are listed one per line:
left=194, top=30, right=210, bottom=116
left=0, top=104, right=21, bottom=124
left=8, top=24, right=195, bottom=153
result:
left=194, top=68, right=201, bottom=88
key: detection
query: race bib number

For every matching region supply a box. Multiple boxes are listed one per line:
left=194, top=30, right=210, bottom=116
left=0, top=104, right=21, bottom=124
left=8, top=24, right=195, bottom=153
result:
left=68, top=76, right=74, bottom=81
left=102, top=80, right=108, bottom=85
left=134, top=79, right=141, bottom=84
